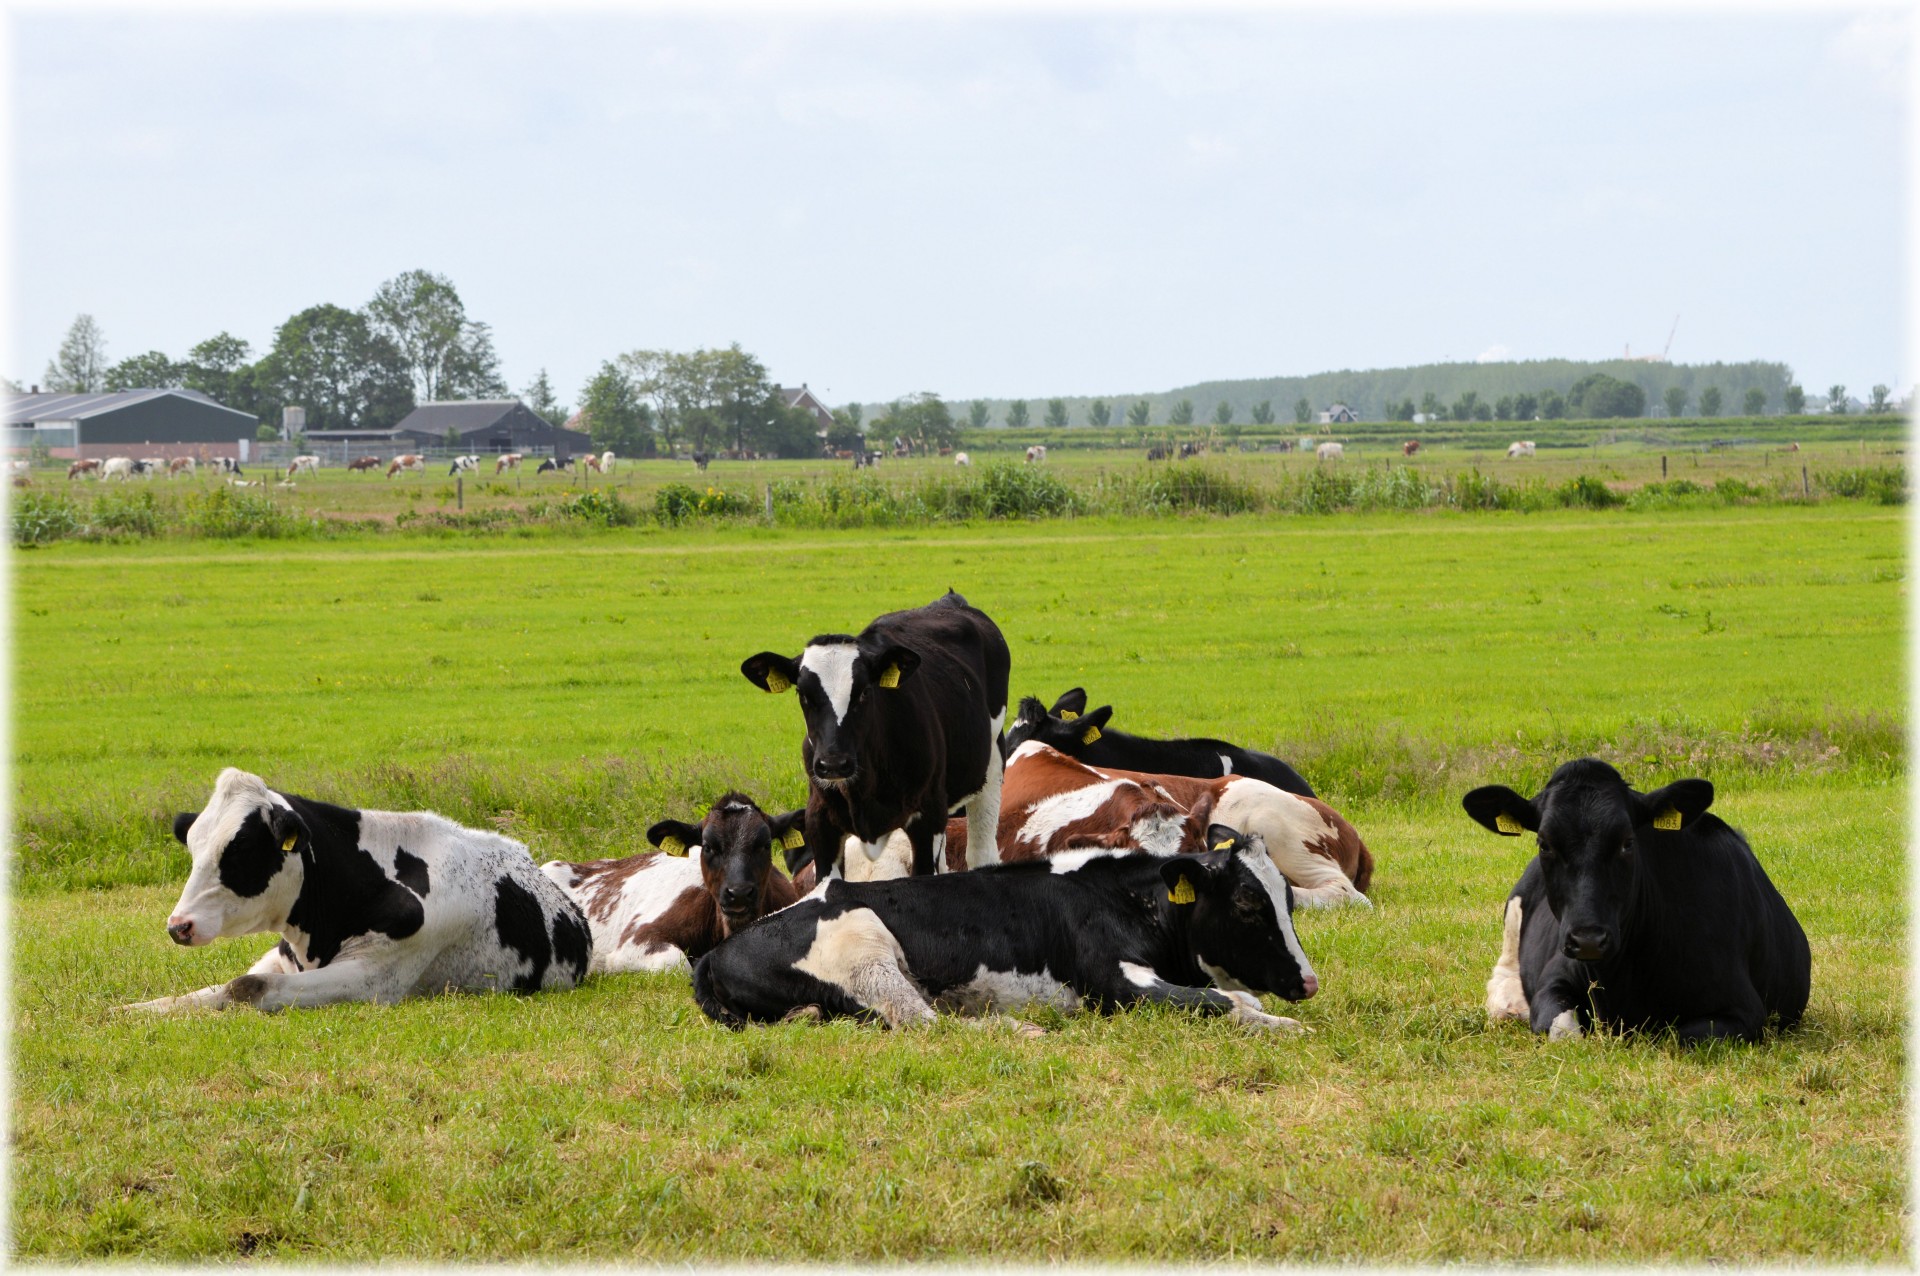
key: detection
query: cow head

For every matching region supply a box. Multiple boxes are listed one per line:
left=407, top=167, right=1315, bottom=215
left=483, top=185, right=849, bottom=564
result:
left=1463, top=759, right=1715, bottom=962
left=1165, top=824, right=1318, bottom=1001
left=165, top=768, right=309, bottom=947
left=1002, top=695, right=1113, bottom=759
left=741, top=637, right=921, bottom=787
left=647, top=793, right=806, bottom=935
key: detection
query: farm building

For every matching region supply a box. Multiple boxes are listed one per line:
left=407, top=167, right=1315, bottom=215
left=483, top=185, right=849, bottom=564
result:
left=4, top=388, right=260, bottom=459
left=1317, top=403, right=1359, bottom=424
left=779, top=384, right=836, bottom=439
left=368, top=400, right=592, bottom=456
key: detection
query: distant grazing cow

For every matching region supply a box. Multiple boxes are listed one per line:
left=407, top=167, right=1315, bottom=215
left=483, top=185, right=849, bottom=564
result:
left=1465, top=759, right=1810, bottom=1043
left=693, top=450, right=713, bottom=471
left=599, top=451, right=617, bottom=473
left=1179, top=442, right=1200, bottom=459
left=1006, top=691, right=1315, bottom=796
left=1025, top=445, right=1048, bottom=463
left=691, top=828, right=1316, bottom=1030
left=168, top=457, right=197, bottom=477
left=1506, top=441, right=1536, bottom=459
left=101, top=456, right=136, bottom=480
left=213, top=457, right=244, bottom=475
left=387, top=454, right=426, bottom=478
left=1403, top=440, right=1421, bottom=456
left=227, top=478, right=263, bottom=488
left=347, top=455, right=382, bottom=473
left=582, top=453, right=604, bottom=473
left=980, top=741, right=1372, bottom=908
left=742, top=591, right=1011, bottom=881
left=1315, top=442, right=1344, bottom=461
left=1147, top=445, right=1170, bottom=461
left=535, top=457, right=564, bottom=474
left=541, top=793, right=808, bottom=974
left=287, top=455, right=320, bottom=478
left=853, top=450, right=881, bottom=469
left=938, top=446, right=953, bottom=457
left=1785, top=441, right=1800, bottom=453
left=494, top=453, right=523, bottom=474
left=954, top=452, right=970, bottom=467
left=64, top=458, right=99, bottom=479
left=6, top=459, right=31, bottom=478
left=448, top=454, right=480, bottom=476
left=127, top=767, right=590, bottom=1013
left=137, top=457, right=166, bottom=478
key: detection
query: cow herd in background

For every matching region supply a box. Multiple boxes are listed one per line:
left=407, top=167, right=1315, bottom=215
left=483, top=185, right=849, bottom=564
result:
left=134, top=592, right=1810, bottom=1046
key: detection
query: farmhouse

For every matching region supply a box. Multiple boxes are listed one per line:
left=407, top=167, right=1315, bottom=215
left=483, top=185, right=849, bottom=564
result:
left=369, top=400, right=593, bottom=456
left=1317, top=403, right=1359, bottom=424
left=4, top=388, right=259, bottom=459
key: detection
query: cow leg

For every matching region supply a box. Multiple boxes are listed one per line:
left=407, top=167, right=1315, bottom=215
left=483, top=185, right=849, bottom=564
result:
left=1107, top=962, right=1306, bottom=1033
left=804, top=805, right=843, bottom=881
left=1672, top=1002, right=1764, bottom=1044
left=792, top=908, right=936, bottom=1029
left=907, top=800, right=946, bottom=876
left=1527, top=975, right=1587, bottom=1038
left=129, top=953, right=430, bottom=1013
left=1485, top=896, right=1531, bottom=1021
left=962, top=713, right=1005, bottom=868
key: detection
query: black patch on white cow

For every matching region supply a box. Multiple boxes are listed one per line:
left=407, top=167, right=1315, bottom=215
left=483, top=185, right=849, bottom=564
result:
left=494, top=877, right=555, bottom=991
left=550, top=903, right=591, bottom=981
left=394, top=847, right=431, bottom=896
left=217, top=811, right=288, bottom=899
left=280, top=801, right=425, bottom=966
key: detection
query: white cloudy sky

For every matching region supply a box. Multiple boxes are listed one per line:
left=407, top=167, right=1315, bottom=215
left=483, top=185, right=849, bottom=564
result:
left=5, top=6, right=1909, bottom=406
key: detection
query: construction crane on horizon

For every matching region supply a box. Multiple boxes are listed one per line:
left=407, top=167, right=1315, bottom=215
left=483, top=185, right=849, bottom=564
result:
left=1624, top=314, right=1680, bottom=363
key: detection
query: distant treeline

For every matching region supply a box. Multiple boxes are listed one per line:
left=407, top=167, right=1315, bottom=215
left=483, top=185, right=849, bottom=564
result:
left=904, top=358, right=1800, bottom=429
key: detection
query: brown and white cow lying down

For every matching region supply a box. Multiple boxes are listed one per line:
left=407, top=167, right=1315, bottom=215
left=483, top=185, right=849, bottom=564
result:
left=944, top=742, right=1373, bottom=907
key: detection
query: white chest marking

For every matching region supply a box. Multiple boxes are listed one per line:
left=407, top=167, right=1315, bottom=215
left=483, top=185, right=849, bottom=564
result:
left=800, top=642, right=859, bottom=724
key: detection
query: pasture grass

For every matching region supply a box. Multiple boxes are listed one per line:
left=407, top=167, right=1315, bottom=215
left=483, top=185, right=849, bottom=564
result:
left=10, top=501, right=1907, bottom=1260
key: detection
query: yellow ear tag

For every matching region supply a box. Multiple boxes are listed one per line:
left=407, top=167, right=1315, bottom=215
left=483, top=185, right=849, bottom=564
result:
left=1652, top=807, right=1683, bottom=831
left=659, top=835, right=687, bottom=856
left=1168, top=875, right=1196, bottom=905
left=1212, top=839, right=1234, bottom=852
left=1082, top=725, right=1102, bottom=744
left=281, top=835, right=297, bottom=852
left=1495, top=812, right=1524, bottom=835
left=876, top=664, right=901, bottom=689
left=1057, top=709, right=1080, bottom=721
left=781, top=828, right=807, bottom=850
left=764, top=669, right=791, bottom=694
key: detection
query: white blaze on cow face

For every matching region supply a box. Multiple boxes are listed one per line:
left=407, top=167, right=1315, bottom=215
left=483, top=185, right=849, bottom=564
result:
left=799, top=642, right=860, bottom=725
left=1206, top=843, right=1318, bottom=998
left=168, top=768, right=305, bottom=945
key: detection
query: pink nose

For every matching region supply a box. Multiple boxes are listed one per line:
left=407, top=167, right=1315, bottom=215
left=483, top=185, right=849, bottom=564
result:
left=1300, top=973, right=1319, bottom=999
left=166, top=917, right=195, bottom=946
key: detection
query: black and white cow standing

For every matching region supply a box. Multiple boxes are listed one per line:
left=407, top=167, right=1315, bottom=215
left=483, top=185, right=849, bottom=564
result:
left=741, top=591, right=1011, bottom=879
left=1464, top=759, right=1810, bottom=1043
left=127, top=767, right=590, bottom=1012
left=1006, top=689, right=1316, bottom=797
left=691, top=826, right=1317, bottom=1031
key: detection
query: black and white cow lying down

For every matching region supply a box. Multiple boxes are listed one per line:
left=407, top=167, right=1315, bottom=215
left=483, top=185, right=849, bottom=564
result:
left=1009, top=689, right=1316, bottom=798
left=691, top=826, right=1318, bottom=1032
left=128, top=767, right=590, bottom=1012
left=1466, top=759, right=1810, bottom=1044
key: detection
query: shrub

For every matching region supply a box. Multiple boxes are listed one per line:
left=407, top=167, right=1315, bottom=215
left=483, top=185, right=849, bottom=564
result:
left=1818, top=466, right=1907, bottom=505
left=1554, top=474, right=1622, bottom=509
left=11, top=492, right=81, bottom=546
left=180, top=486, right=308, bottom=539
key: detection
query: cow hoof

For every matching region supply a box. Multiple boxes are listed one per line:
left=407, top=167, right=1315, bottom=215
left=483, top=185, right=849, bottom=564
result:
left=1548, top=1009, right=1585, bottom=1040
left=121, top=996, right=179, bottom=1013
left=779, top=1004, right=823, bottom=1024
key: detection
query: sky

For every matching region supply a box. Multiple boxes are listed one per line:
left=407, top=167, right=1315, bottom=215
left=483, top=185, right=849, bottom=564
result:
left=4, top=6, right=1910, bottom=408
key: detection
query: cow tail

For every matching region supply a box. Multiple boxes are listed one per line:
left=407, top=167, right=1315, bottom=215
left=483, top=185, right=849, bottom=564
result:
left=690, top=953, right=745, bottom=1030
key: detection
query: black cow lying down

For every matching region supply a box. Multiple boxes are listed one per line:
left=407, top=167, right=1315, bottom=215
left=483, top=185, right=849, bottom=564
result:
left=1465, top=759, right=1810, bottom=1044
left=1009, top=688, right=1316, bottom=798
left=692, top=826, right=1317, bottom=1032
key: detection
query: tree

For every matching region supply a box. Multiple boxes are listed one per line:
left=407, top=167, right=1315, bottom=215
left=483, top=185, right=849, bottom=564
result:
left=182, top=333, right=254, bottom=404
left=260, top=303, right=414, bottom=431
left=442, top=426, right=462, bottom=448
left=1087, top=399, right=1111, bottom=427
left=1126, top=400, right=1150, bottom=427
left=104, top=350, right=184, bottom=390
left=1388, top=397, right=1417, bottom=422
left=1539, top=391, right=1567, bottom=420
left=1418, top=391, right=1443, bottom=419
left=969, top=400, right=991, bottom=430
left=1044, top=398, right=1069, bottom=429
left=1783, top=384, right=1806, bottom=414
left=1169, top=399, right=1195, bottom=426
left=1869, top=384, right=1892, bottom=413
left=1212, top=401, right=1233, bottom=426
left=1743, top=387, right=1767, bottom=415
left=1567, top=373, right=1646, bottom=419
left=1293, top=397, right=1312, bottom=424
left=1251, top=400, right=1275, bottom=425
left=365, top=269, right=504, bottom=401
left=1451, top=391, right=1480, bottom=422
left=1827, top=384, right=1849, bottom=414
left=1005, top=400, right=1029, bottom=429
left=1473, top=401, right=1492, bottom=421
left=44, top=314, right=108, bottom=392
left=1698, top=386, right=1722, bottom=417
left=522, top=368, right=568, bottom=429
left=1664, top=386, right=1688, bottom=418
left=826, top=409, right=866, bottom=452
left=577, top=362, right=654, bottom=454
left=1513, top=392, right=1538, bottom=421
left=1494, top=395, right=1515, bottom=421
left=875, top=392, right=958, bottom=452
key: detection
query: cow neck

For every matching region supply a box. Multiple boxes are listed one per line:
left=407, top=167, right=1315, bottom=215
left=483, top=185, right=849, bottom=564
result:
left=277, top=793, right=379, bottom=963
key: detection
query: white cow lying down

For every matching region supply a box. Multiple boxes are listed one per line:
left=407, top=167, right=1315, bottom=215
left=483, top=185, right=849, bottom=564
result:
left=127, top=767, right=590, bottom=1012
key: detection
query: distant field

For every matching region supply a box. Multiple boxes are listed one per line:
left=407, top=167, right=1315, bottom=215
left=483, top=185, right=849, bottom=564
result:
left=11, top=502, right=1906, bottom=1261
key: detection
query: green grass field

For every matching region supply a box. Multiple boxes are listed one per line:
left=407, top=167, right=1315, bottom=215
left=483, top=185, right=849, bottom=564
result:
left=11, top=502, right=1907, bottom=1260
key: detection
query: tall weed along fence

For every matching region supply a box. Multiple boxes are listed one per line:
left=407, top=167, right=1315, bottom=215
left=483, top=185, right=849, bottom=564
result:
left=11, top=459, right=1907, bottom=546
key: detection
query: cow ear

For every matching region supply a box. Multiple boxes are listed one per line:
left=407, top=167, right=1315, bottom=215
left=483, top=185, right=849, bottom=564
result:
left=647, top=820, right=701, bottom=856
left=1050, top=688, right=1089, bottom=717
left=767, top=809, right=811, bottom=873
left=870, top=645, right=920, bottom=689
left=741, top=652, right=800, bottom=694
left=172, top=812, right=197, bottom=845
left=1203, top=823, right=1245, bottom=854
left=1462, top=785, right=1538, bottom=836
left=1636, top=779, right=1713, bottom=832
left=1075, top=705, right=1114, bottom=745
left=265, top=803, right=306, bottom=852
left=1159, top=853, right=1224, bottom=905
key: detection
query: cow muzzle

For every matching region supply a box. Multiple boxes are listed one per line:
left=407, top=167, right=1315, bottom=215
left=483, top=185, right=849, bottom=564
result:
left=166, top=917, right=200, bottom=946
left=1564, top=926, right=1613, bottom=962
left=811, top=755, right=856, bottom=783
